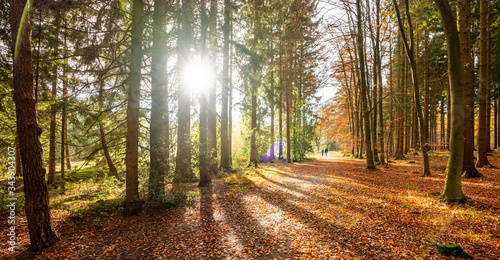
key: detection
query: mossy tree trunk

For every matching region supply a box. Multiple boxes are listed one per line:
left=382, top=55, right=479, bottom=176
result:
left=434, top=0, right=466, bottom=202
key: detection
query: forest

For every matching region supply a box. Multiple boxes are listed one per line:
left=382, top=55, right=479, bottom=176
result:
left=1, top=0, right=499, bottom=259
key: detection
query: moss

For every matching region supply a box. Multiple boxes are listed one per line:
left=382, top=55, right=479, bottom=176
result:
left=437, top=244, right=473, bottom=259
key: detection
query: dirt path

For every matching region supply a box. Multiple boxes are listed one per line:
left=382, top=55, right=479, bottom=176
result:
left=6, top=153, right=500, bottom=259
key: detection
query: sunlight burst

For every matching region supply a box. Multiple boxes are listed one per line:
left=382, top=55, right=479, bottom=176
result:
left=181, top=60, right=214, bottom=93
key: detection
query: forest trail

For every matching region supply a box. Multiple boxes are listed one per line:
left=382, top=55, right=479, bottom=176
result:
left=8, top=153, right=500, bottom=259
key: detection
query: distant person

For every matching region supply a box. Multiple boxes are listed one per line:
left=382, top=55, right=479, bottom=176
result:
left=321, top=149, right=324, bottom=156
left=325, top=147, right=329, bottom=156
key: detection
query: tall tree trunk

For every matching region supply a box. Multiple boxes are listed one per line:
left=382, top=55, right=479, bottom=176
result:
left=208, top=0, right=218, bottom=175
left=477, top=0, right=491, bottom=167
left=125, top=0, right=144, bottom=216
left=487, top=89, right=491, bottom=151
left=394, top=36, right=405, bottom=160
left=228, top=23, right=233, bottom=166
left=357, top=0, right=375, bottom=169
left=495, top=98, right=498, bottom=149
left=220, top=0, right=231, bottom=171
left=459, top=0, right=481, bottom=177
left=280, top=0, right=291, bottom=163
left=150, top=0, right=169, bottom=196
left=446, top=82, right=451, bottom=147
left=270, top=45, right=275, bottom=160
left=249, top=0, right=260, bottom=167
left=60, top=36, right=67, bottom=186
left=10, top=0, right=60, bottom=249
left=375, top=0, right=385, bottom=165
left=228, top=13, right=233, bottom=166
left=198, top=0, right=210, bottom=187
left=434, top=0, right=466, bottom=202
left=60, top=21, right=68, bottom=187
left=175, top=0, right=194, bottom=181
left=392, top=0, right=430, bottom=176
left=48, top=48, right=57, bottom=185
left=65, top=120, right=71, bottom=170
left=366, top=0, right=378, bottom=162
left=424, top=29, right=430, bottom=154
left=279, top=50, right=283, bottom=160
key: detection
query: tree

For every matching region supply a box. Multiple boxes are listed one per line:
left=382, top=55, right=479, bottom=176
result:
left=149, top=0, right=170, bottom=199
left=476, top=0, right=491, bottom=168
left=125, top=0, right=144, bottom=216
left=248, top=0, right=262, bottom=167
left=392, top=0, right=430, bottom=177
left=375, top=0, right=386, bottom=166
left=459, top=0, right=481, bottom=178
left=175, top=0, right=194, bottom=182
left=47, top=14, right=60, bottom=185
left=10, top=0, right=60, bottom=250
left=220, top=0, right=231, bottom=171
left=199, top=0, right=211, bottom=187
left=208, top=0, right=218, bottom=175
left=434, top=0, right=466, bottom=202
left=357, top=0, right=375, bottom=169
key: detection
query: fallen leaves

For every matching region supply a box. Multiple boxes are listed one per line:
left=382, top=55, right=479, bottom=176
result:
left=2, top=151, right=499, bottom=259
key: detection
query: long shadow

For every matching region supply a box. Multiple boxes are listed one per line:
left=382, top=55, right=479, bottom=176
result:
left=263, top=160, right=447, bottom=258
left=246, top=183, right=366, bottom=258
left=199, top=186, right=223, bottom=258
left=217, top=177, right=292, bottom=259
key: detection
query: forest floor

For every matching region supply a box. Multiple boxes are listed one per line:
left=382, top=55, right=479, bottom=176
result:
left=2, top=151, right=500, bottom=259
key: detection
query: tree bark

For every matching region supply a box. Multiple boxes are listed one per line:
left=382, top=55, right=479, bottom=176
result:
left=220, top=0, right=231, bottom=171
left=48, top=45, right=57, bottom=185
left=61, top=27, right=68, bottom=186
left=249, top=0, right=260, bottom=167
left=149, top=0, right=169, bottom=197
left=477, top=0, right=491, bottom=167
left=198, top=0, right=211, bottom=187
left=459, top=0, right=481, bottom=177
left=392, top=0, right=430, bottom=176
left=125, top=0, right=144, bottom=216
left=65, top=119, right=71, bottom=170
left=357, top=0, right=375, bottom=169
left=175, top=0, right=194, bottom=182
left=10, top=0, right=60, bottom=250
left=434, top=0, right=466, bottom=202
left=376, top=0, right=385, bottom=165
left=208, top=0, right=218, bottom=175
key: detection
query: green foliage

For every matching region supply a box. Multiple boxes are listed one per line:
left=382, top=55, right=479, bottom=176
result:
left=437, top=244, right=473, bottom=259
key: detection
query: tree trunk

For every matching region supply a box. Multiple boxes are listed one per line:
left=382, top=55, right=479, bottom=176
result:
left=494, top=98, right=497, bottom=149
left=198, top=0, right=211, bottom=187
left=270, top=46, right=275, bottom=160
left=208, top=0, right=218, bottom=175
left=424, top=29, right=430, bottom=154
left=48, top=53, right=57, bottom=185
left=61, top=23, right=68, bottom=186
left=10, top=0, right=60, bottom=250
left=434, top=0, right=466, bottom=203
left=220, top=0, right=231, bottom=171
left=99, top=122, right=120, bottom=180
left=477, top=0, right=491, bottom=167
left=394, top=36, right=405, bottom=160
left=392, top=0, right=430, bottom=176
left=65, top=120, right=71, bottom=170
left=125, top=0, right=144, bottom=216
left=375, top=0, right=385, bottom=165
left=228, top=14, right=233, bottom=166
left=459, top=0, right=481, bottom=177
left=175, top=0, right=194, bottom=182
left=357, top=0, right=375, bottom=169
left=149, top=0, right=169, bottom=196
left=249, top=0, right=260, bottom=167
